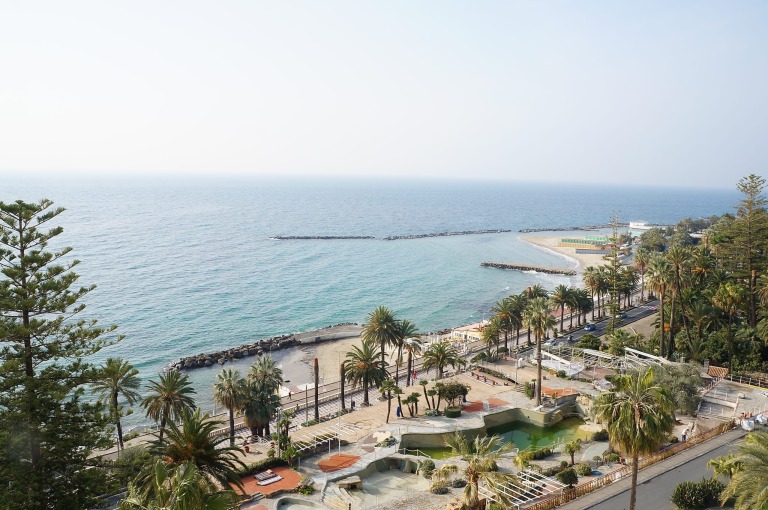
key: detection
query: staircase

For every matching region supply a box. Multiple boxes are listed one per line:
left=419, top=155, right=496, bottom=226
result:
left=321, top=485, right=362, bottom=510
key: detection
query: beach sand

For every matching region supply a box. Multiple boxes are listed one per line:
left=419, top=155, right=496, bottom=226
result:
left=521, top=235, right=608, bottom=271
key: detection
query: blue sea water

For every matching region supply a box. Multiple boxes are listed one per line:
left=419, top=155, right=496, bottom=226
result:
left=1, top=176, right=740, bottom=423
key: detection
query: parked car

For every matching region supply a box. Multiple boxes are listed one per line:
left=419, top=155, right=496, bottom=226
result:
left=615, top=312, right=627, bottom=319
left=584, top=323, right=596, bottom=331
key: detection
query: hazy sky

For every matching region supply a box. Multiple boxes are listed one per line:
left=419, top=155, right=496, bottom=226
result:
left=1, top=1, right=766, bottom=187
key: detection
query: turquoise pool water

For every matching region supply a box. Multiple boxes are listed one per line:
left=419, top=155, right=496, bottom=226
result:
left=419, top=417, right=586, bottom=459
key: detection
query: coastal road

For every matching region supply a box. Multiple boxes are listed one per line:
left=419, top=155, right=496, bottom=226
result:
left=587, top=441, right=736, bottom=510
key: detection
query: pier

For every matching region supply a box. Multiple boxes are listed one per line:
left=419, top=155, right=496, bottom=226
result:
left=480, top=262, right=576, bottom=276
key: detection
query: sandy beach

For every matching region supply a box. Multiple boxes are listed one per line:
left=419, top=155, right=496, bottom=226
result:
left=521, top=235, right=608, bottom=272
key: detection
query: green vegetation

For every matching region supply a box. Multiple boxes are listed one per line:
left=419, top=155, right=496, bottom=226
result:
left=715, top=431, right=768, bottom=509
left=556, top=467, right=578, bottom=488
left=670, top=478, right=725, bottom=510
left=92, top=357, right=141, bottom=452
left=344, top=338, right=387, bottom=406
left=0, top=200, right=119, bottom=509
left=142, top=371, right=197, bottom=442
left=595, top=367, right=676, bottom=510
left=524, top=296, right=556, bottom=405
left=422, top=340, right=462, bottom=379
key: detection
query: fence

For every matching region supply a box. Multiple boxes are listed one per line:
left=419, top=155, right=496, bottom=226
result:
left=525, top=421, right=735, bottom=510
left=726, top=373, right=768, bottom=390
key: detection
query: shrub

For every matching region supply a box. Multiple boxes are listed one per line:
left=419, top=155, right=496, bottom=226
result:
left=444, top=406, right=462, bottom=418
left=607, top=453, right=621, bottom=463
left=556, top=468, right=578, bottom=487
left=577, top=334, right=602, bottom=350
left=450, top=478, right=467, bottom=488
left=556, top=370, right=567, bottom=378
left=670, top=478, right=725, bottom=510
left=592, top=429, right=609, bottom=441
left=525, top=382, right=535, bottom=399
left=560, top=460, right=569, bottom=469
left=425, top=409, right=441, bottom=417
left=497, top=347, right=509, bottom=354
left=592, top=456, right=602, bottom=462
left=575, top=463, right=593, bottom=476
left=420, top=459, right=436, bottom=479
left=485, top=460, right=499, bottom=472
left=542, top=465, right=565, bottom=477
left=376, top=437, right=396, bottom=447
left=488, top=504, right=506, bottom=510
left=532, top=447, right=553, bottom=460
left=668, top=434, right=679, bottom=444
left=295, top=483, right=315, bottom=495
left=429, top=480, right=449, bottom=495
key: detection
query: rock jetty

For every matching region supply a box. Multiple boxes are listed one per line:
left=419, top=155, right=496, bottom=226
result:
left=518, top=224, right=626, bottom=233
left=481, top=262, right=576, bottom=276
left=270, top=236, right=375, bottom=240
left=383, top=229, right=511, bottom=240
left=166, top=323, right=360, bottom=372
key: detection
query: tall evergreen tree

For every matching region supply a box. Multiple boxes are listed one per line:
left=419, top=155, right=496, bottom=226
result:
left=0, top=199, right=120, bottom=509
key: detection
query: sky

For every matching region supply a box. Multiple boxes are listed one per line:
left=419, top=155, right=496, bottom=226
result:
left=1, top=1, right=766, bottom=188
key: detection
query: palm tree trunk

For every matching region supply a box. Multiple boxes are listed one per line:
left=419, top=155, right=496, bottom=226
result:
left=629, top=452, right=639, bottom=510
left=395, top=346, right=402, bottom=386
left=668, top=295, right=676, bottom=359
left=423, top=385, right=430, bottom=409
left=228, top=407, right=235, bottom=447
left=112, top=391, right=123, bottom=451
left=560, top=307, right=564, bottom=332
left=536, top=334, right=542, bottom=406
left=159, top=416, right=166, bottom=443
left=314, top=358, right=320, bottom=422
left=406, top=351, right=412, bottom=386
left=363, top=373, right=370, bottom=406
left=659, top=290, right=665, bottom=357
left=340, top=363, right=346, bottom=412
left=386, top=390, right=392, bottom=423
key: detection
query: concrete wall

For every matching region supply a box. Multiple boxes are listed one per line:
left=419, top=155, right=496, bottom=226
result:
left=401, top=402, right=579, bottom=449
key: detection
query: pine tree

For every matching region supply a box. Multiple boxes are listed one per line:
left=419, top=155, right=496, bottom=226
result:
left=0, top=199, right=121, bottom=509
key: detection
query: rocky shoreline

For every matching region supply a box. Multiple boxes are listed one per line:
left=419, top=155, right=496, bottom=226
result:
left=518, top=223, right=625, bottom=233
left=165, top=323, right=360, bottom=372
left=383, top=229, right=512, bottom=240
left=481, top=262, right=577, bottom=276
left=269, top=236, right=375, bottom=240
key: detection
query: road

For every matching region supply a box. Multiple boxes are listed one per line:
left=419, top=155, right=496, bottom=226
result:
left=588, top=441, right=736, bottom=510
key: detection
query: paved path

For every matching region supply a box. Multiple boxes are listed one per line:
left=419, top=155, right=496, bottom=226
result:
left=556, top=428, right=745, bottom=510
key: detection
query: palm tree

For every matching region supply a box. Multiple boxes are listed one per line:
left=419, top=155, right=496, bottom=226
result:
left=344, top=339, right=388, bottom=406
left=647, top=255, right=673, bottom=357
left=491, top=297, right=516, bottom=350
left=403, top=336, right=423, bottom=386
left=583, top=266, right=600, bottom=321
left=719, top=431, right=768, bottom=509
left=594, top=367, right=675, bottom=510
left=247, top=355, right=283, bottom=394
left=380, top=379, right=396, bottom=423
left=432, top=432, right=517, bottom=510
left=505, top=294, right=526, bottom=349
left=213, top=369, right=244, bottom=447
left=550, top=284, right=570, bottom=332
left=524, top=297, right=555, bottom=406
left=92, top=357, right=141, bottom=452
left=394, top=319, right=418, bottom=385
left=634, top=247, right=650, bottom=302
left=142, top=371, right=197, bottom=443
left=419, top=379, right=431, bottom=409
left=564, top=440, right=581, bottom=466
left=362, top=306, right=399, bottom=372
left=121, top=459, right=240, bottom=510
left=481, top=316, right=502, bottom=357
left=241, top=378, right=281, bottom=438
left=712, top=281, right=747, bottom=372
left=150, top=408, right=245, bottom=491
left=422, top=341, right=461, bottom=380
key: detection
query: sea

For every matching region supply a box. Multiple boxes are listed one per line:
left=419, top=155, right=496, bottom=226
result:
left=1, top=175, right=740, bottom=426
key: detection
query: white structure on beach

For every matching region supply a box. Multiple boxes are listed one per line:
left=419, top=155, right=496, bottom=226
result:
left=451, top=321, right=488, bottom=342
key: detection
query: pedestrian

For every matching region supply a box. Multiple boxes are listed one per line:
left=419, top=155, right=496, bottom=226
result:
left=396, top=406, right=402, bottom=418
left=412, top=370, right=417, bottom=380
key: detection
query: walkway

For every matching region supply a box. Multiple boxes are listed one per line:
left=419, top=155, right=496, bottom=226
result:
left=556, top=427, right=745, bottom=510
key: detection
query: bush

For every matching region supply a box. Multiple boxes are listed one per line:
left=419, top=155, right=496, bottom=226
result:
left=575, top=463, right=593, bottom=476
left=542, top=465, right=565, bottom=477
left=450, top=478, right=467, bottom=488
left=577, top=334, right=602, bottom=350
left=668, top=434, right=680, bottom=444
left=425, top=409, right=441, bottom=417
left=429, top=480, right=449, bottom=495
left=532, top=447, right=553, bottom=460
left=670, top=478, right=725, bottom=510
left=556, top=370, right=567, bottom=378
left=376, top=437, right=396, bottom=447
left=560, top=460, right=569, bottom=469
left=497, top=347, right=509, bottom=354
left=556, top=468, right=578, bottom=487
left=607, top=453, right=621, bottom=463
left=295, top=483, right=315, bottom=495
left=420, top=459, right=435, bottom=479
left=444, top=406, right=462, bottom=418
left=525, top=382, right=535, bottom=399
left=592, top=429, right=609, bottom=441
left=488, top=504, right=506, bottom=510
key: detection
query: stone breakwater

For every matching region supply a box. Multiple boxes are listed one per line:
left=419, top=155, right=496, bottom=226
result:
left=383, top=229, right=512, bottom=240
left=166, top=323, right=360, bottom=371
left=270, top=236, right=375, bottom=240
left=480, top=262, right=576, bottom=276
left=518, top=223, right=626, bottom=233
